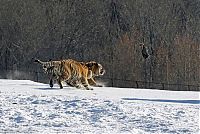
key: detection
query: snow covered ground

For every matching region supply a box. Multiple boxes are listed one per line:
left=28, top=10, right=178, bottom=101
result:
left=0, top=79, right=199, bottom=134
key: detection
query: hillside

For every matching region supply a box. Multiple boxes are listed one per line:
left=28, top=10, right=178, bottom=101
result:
left=0, top=79, right=199, bottom=133
left=0, top=0, right=200, bottom=88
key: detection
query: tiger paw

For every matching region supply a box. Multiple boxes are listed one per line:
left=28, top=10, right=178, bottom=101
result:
left=86, top=86, right=93, bottom=90
left=50, top=83, right=53, bottom=88
left=49, top=80, right=53, bottom=88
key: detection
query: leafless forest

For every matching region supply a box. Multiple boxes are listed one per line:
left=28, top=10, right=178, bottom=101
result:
left=0, top=0, right=199, bottom=90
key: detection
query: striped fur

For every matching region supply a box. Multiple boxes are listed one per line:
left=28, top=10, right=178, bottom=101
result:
left=35, top=59, right=93, bottom=90
left=35, top=59, right=105, bottom=89
left=34, top=59, right=62, bottom=88
left=58, top=59, right=93, bottom=90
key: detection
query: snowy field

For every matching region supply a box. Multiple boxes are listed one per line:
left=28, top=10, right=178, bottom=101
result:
left=0, top=79, right=199, bottom=134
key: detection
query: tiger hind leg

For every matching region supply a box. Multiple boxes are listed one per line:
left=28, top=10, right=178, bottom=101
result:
left=66, top=80, right=74, bottom=87
left=65, top=79, right=82, bottom=88
left=74, top=80, right=82, bottom=89
left=57, top=78, right=63, bottom=89
left=49, top=79, right=54, bottom=88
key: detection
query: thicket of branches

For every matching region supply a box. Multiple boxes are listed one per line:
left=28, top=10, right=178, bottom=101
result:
left=0, top=0, right=199, bottom=88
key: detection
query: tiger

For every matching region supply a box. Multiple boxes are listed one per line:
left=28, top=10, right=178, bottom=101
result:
left=34, top=59, right=105, bottom=89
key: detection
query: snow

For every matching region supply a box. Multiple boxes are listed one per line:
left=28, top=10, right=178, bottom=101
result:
left=0, top=79, right=199, bottom=134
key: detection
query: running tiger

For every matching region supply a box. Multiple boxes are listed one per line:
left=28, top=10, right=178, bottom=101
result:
left=34, top=59, right=105, bottom=90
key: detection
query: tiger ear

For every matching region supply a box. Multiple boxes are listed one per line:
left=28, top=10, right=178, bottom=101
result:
left=85, top=62, right=93, bottom=68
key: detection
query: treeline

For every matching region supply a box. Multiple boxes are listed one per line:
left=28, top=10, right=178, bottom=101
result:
left=0, top=0, right=199, bottom=89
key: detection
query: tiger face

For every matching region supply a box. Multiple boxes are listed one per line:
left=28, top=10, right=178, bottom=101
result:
left=85, top=61, right=105, bottom=77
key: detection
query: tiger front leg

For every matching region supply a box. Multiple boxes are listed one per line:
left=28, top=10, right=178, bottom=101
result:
left=81, top=77, right=93, bottom=90
left=66, top=79, right=82, bottom=89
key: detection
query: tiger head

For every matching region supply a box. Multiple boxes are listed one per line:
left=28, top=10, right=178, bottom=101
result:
left=84, top=61, right=105, bottom=77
